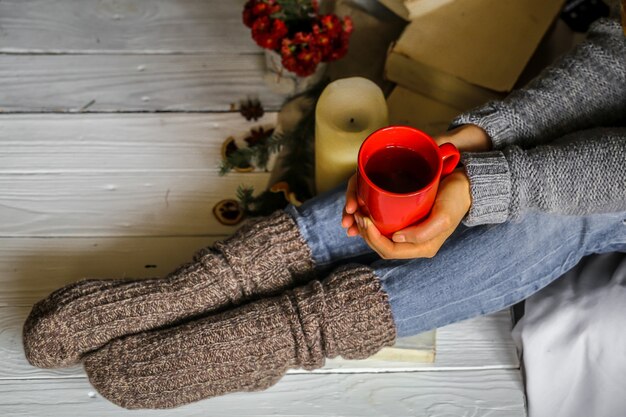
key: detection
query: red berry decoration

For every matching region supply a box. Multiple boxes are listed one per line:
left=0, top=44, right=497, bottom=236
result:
left=243, top=0, right=280, bottom=28
left=242, top=0, right=353, bottom=76
left=252, top=16, right=288, bottom=50
left=281, top=32, right=322, bottom=77
left=313, top=14, right=353, bottom=61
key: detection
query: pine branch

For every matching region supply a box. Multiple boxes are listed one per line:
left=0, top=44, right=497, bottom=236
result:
left=255, top=132, right=284, bottom=171
left=228, top=78, right=330, bottom=217
left=236, top=185, right=256, bottom=213
left=219, top=147, right=254, bottom=176
left=266, top=133, right=285, bottom=154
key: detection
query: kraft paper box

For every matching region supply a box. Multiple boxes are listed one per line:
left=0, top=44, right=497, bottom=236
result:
left=387, top=86, right=466, bottom=136
left=379, top=0, right=458, bottom=21
left=385, top=0, right=565, bottom=109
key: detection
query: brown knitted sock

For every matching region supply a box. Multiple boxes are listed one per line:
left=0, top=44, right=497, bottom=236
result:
left=83, top=265, right=396, bottom=409
left=23, top=211, right=314, bottom=369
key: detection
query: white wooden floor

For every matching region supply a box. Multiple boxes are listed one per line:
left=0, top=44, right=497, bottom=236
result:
left=0, top=1, right=525, bottom=415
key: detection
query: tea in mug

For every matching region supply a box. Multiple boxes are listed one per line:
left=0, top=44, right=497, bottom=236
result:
left=364, top=146, right=434, bottom=194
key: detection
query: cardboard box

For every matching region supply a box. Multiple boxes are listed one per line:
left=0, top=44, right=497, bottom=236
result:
left=387, top=86, right=466, bottom=136
left=385, top=48, right=503, bottom=109
left=379, top=0, right=457, bottom=21
left=385, top=0, right=564, bottom=108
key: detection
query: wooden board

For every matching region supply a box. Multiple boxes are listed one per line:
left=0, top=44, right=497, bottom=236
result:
left=0, top=113, right=277, bottom=237
left=0, top=237, right=225, bottom=307
left=0, top=304, right=517, bottom=378
left=0, top=113, right=277, bottom=173
left=0, top=54, right=285, bottom=112
left=0, top=172, right=270, bottom=237
left=0, top=0, right=257, bottom=54
left=0, top=371, right=526, bottom=416
left=0, top=53, right=285, bottom=112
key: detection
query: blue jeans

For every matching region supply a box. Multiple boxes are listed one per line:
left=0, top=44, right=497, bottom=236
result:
left=285, top=184, right=626, bottom=338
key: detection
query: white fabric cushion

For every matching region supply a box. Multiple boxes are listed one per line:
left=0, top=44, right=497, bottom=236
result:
left=512, top=252, right=626, bottom=417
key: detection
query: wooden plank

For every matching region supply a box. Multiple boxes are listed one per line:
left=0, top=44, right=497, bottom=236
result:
left=434, top=310, right=518, bottom=369
left=0, top=113, right=278, bottom=237
left=0, top=237, right=223, bottom=307
left=0, top=113, right=278, bottom=173
left=0, top=54, right=285, bottom=112
left=0, top=302, right=517, bottom=378
left=0, top=172, right=270, bottom=237
left=0, top=0, right=257, bottom=54
left=0, top=371, right=526, bottom=416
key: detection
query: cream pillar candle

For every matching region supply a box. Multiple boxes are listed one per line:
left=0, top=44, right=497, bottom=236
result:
left=315, top=77, right=388, bottom=194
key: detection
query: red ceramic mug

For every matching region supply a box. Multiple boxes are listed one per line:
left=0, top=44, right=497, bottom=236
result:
left=356, top=125, right=460, bottom=237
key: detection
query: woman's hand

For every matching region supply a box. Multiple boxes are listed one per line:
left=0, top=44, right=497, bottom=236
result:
left=345, top=169, right=471, bottom=259
left=434, top=124, right=491, bottom=152
left=341, top=123, right=490, bottom=259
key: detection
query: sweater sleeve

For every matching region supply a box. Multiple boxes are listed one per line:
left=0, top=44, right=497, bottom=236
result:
left=449, top=19, right=626, bottom=150
left=460, top=127, right=626, bottom=226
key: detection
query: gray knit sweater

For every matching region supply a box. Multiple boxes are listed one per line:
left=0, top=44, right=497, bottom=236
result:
left=450, top=18, right=626, bottom=226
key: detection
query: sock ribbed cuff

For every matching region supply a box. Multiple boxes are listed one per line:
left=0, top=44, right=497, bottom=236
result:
left=215, top=210, right=315, bottom=297
left=288, top=264, right=397, bottom=369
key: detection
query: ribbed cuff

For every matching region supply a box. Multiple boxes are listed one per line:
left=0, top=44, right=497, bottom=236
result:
left=449, top=103, right=517, bottom=150
left=461, top=151, right=512, bottom=226
left=319, top=265, right=396, bottom=361
left=219, top=210, right=314, bottom=278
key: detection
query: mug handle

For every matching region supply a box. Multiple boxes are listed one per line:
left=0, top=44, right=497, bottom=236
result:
left=438, top=142, right=461, bottom=176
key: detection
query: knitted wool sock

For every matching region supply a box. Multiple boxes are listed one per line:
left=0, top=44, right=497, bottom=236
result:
left=83, top=265, right=397, bottom=409
left=23, top=211, right=314, bottom=369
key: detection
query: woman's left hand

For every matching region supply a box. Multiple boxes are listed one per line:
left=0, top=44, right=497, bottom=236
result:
left=354, top=169, right=472, bottom=260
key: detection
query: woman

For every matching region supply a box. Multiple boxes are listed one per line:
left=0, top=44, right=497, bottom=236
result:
left=23, top=9, right=625, bottom=410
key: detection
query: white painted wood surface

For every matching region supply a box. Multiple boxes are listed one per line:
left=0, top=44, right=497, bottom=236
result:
left=0, top=0, right=525, bottom=415
left=0, top=113, right=274, bottom=237
left=0, top=237, right=222, bottom=306
left=0, top=0, right=256, bottom=54
left=0, top=371, right=526, bottom=417
left=0, top=54, right=285, bottom=112
left=0, top=113, right=277, bottom=173
left=0, top=172, right=269, bottom=237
